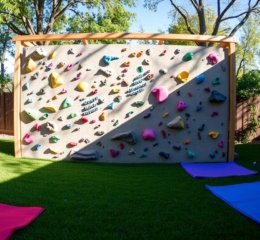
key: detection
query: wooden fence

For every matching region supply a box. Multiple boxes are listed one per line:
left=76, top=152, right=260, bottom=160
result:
left=0, top=93, right=259, bottom=142
left=0, top=92, right=14, bottom=135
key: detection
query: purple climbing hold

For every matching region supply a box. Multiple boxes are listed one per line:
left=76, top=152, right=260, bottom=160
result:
left=218, top=140, right=224, bottom=148
left=151, top=86, right=169, bottom=104
left=176, top=100, right=187, bottom=111
left=142, top=129, right=156, bottom=141
left=110, top=149, right=120, bottom=158
left=65, top=64, right=73, bottom=71
left=207, top=52, right=219, bottom=65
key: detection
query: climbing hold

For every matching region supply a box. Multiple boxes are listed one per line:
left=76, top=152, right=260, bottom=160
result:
left=99, top=68, right=113, bottom=77
left=142, top=59, right=150, bottom=65
left=183, top=52, right=193, bottom=61
left=146, top=49, right=151, bottom=55
left=139, top=153, right=148, bottom=158
left=25, top=58, right=37, bottom=73
left=52, top=95, right=58, bottom=100
left=49, top=72, right=63, bottom=88
left=50, top=135, right=60, bottom=143
left=136, top=51, right=143, bottom=57
left=49, top=51, right=56, bottom=59
left=81, top=116, right=88, bottom=123
left=128, top=148, right=136, bottom=155
left=23, top=82, right=30, bottom=91
left=57, top=62, right=65, bottom=68
left=159, top=69, right=167, bottom=74
left=196, top=74, right=205, bottom=84
left=209, top=152, right=215, bottom=159
left=70, top=149, right=99, bottom=160
left=95, top=131, right=104, bottom=136
left=34, top=123, right=41, bottom=131
left=23, top=133, right=33, bottom=144
left=218, top=140, right=224, bottom=148
left=211, top=111, right=219, bottom=117
left=31, top=72, right=39, bottom=80
left=118, top=143, right=125, bottom=150
left=121, top=80, right=129, bottom=86
left=49, top=148, right=60, bottom=154
left=187, top=149, right=196, bottom=159
left=161, top=130, right=167, bottom=138
left=187, top=92, right=192, bottom=97
left=112, top=131, right=137, bottom=145
left=143, top=113, right=151, bottom=119
left=46, top=121, right=58, bottom=132
left=122, top=61, right=130, bottom=67
left=145, top=73, right=154, bottom=80
left=24, top=109, right=41, bottom=120
left=208, top=131, right=219, bottom=139
left=132, top=101, right=144, bottom=107
left=68, top=48, right=74, bottom=55
left=167, top=116, right=185, bottom=129
left=68, top=142, right=77, bottom=147
left=43, top=106, right=56, bottom=113
left=102, top=55, right=119, bottom=65
left=198, top=124, right=205, bottom=132
left=121, top=48, right=127, bottom=52
left=110, top=88, right=120, bottom=94
left=68, top=113, right=77, bottom=119
left=159, top=50, right=166, bottom=56
left=107, top=102, right=115, bottom=110
left=75, top=72, right=82, bottom=80
left=32, top=144, right=41, bottom=151
left=151, top=86, right=169, bottom=103
left=177, top=71, right=189, bottom=82
left=159, top=152, right=170, bottom=160
left=204, top=87, right=211, bottom=92
left=60, top=98, right=73, bottom=110
left=136, top=66, right=143, bottom=73
left=174, top=49, right=180, bottom=54
left=183, top=138, right=191, bottom=145
left=173, top=145, right=181, bottom=151
left=110, top=149, right=120, bottom=158
left=41, top=113, right=49, bottom=120
left=25, top=98, right=33, bottom=104
left=91, top=89, right=98, bottom=95
left=207, top=52, right=219, bottom=65
left=99, top=112, right=106, bottom=121
left=142, top=129, right=156, bottom=141
left=65, top=64, right=73, bottom=71
left=129, top=52, right=136, bottom=57
left=212, top=77, right=221, bottom=85
left=76, top=81, right=87, bottom=92
left=162, top=112, right=169, bottom=118
left=113, top=120, right=119, bottom=126
left=197, top=132, right=202, bottom=140
left=114, top=96, right=122, bottom=103
left=209, top=90, right=227, bottom=103
left=176, top=100, right=187, bottom=111
left=31, top=48, right=47, bottom=60
left=65, top=123, right=72, bottom=129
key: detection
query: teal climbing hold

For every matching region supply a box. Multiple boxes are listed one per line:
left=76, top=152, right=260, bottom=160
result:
left=61, top=97, right=73, bottom=109
left=114, top=96, right=122, bottom=103
left=187, top=149, right=196, bottom=159
left=183, top=52, right=193, bottom=61
left=102, top=55, right=119, bottom=65
left=107, top=102, right=115, bottom=110
left=136, top=66, right=143, bottom=73
left=212, top=77, right=221, bottom=85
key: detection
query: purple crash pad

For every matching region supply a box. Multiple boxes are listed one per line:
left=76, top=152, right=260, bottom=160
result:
left=181, top=162, right=258, bottom=178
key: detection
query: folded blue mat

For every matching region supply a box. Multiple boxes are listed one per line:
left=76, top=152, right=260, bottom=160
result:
left=206, top=181, right=260, bottom=223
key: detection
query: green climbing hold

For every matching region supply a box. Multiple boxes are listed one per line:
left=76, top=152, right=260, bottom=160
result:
left=114, top=96, right=122, bottom=103
left=132, top=101, right=144, bottom=107
left=136, top=66, right=143, bottom=73
left=41, top=113, right=49, bottom=119
left=183, top=52, right=193, bottom=61
left=212, top=77, right=221, bottom=85
left=68, top=113, right=77, bottom=119
left=50, top=135, right=60, bottom=143
left=61, top=97, right=73, bottom=109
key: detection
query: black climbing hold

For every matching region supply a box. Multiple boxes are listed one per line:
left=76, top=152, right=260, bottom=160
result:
left=197, top=132, right=202, bottom=140
left=209, top=90, right=227, bottom=103
left=198, top=124, right=205, bottom=132
left=153, top=142, right=159, bottom=147
left=143, top=113, right=151, bottom=119
left=159, top=152, right=170, bottom=160
left=173, top=145, right=181, bottom=151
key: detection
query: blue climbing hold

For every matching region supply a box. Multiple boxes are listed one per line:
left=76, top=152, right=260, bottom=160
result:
left=196, top=74, right=205, bottom=84
left=102, top=55, right=119, bottom=65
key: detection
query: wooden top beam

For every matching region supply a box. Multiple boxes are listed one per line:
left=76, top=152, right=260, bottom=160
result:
left=13, top=32, right=237, bottom=44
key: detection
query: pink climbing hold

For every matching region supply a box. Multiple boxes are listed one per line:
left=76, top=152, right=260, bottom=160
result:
left=207, top=52, right=219, bottom=65
left=218, top=140, right=224, bottom=148
left=151, top=86, right=169, bottom=104
left=23, top=133, right=33, bottom=144
left=59, top=88, right=67, bottom=94
left=176, top=100, right=187, bottom=111
left=65, top=64, right=73, bottom=71
left=110, top=149, right=120, bottom=158
left=211, top=111, right=219, bottom=117
left=118, top=143, right=125, bottom=150
left=142, top=129, right=156, bottom=141
left=81, top=116, right=88, bottom=123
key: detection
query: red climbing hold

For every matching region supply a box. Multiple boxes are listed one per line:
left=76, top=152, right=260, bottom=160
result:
left=81, top=116, right=88, bottom=123
left=89, top=120, right=96, bottom=124
left=34, top=123, right=41, bottom=131
left=161, top=130, right=167, bottom=139
left=68, top=142, right=77, bottom=147
left=118, top=143, right=125, bottom=150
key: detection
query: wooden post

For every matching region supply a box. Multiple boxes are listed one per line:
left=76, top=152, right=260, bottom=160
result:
left=82, top=39, right=89, bottom=45
left=228, top=42, right=236, bottom=161
left=13, top=41, right=22, bottom=158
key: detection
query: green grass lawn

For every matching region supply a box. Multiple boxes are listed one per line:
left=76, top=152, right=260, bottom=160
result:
left=0, top=139, right=259, bottom=240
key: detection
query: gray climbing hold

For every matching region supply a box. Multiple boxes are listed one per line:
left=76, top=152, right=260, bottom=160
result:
left=31, top=48, right=47, bottom=60
left=142, top=59, right=150, bottom=65
left=159, top=152, right=170, bottom=159
left=167, top=116, right=185, bottom=129
left=146, top=49, right=151, bottom=55
left=159, top=69, right=167, bottom=74
left=112, top=131, right=137, bottom=145
left=46, top=121, right=58, bottom=132
left=209, top=90, right=227, bottom=103
left=70, top=149, right=99, bottom=160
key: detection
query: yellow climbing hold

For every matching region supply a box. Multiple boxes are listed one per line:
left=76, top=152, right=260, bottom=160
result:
left=99, top=112, right=106, bottom=121
left=25, top=58, right=37, bottom=73
left=49, top=51, right=56, bottom=59
left=136, top=51, right=143, bottom=57
left=43, top=106, right=56, bottom=113
left=111, top=88, right=120, bottom=94
left=76, top=81, right=87, bottom=92
left=91, top=84, right=96, bottom=89
left=177, top=71, right=189, bottom=83
left=208, top=131, right=219, bottom=139
left=49, top=147, right=59, bottom=154
left=50, top=72, right=63, bottom=88
left=162, top=112, right=169, bottom=118
left=129, top=52, right=136, bottom=57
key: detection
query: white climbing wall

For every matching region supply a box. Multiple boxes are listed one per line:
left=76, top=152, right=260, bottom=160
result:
left=20, top=44, right=229, bottom=163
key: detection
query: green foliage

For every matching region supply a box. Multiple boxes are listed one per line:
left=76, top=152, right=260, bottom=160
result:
left=236, top=70, right=260, bottom=102
left=0, top=74, right=12, bottom=93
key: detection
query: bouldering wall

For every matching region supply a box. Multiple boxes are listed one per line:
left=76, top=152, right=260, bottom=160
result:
left=20, top=44, right=229, bottom=163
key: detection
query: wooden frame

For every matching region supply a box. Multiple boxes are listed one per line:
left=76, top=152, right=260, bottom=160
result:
left=12, top=33, right=236, bottom=160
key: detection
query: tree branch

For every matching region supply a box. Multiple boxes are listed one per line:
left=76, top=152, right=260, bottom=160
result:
left=7, top=22, right=26, bottom=35
left=169, top=0, right=195, bottom=34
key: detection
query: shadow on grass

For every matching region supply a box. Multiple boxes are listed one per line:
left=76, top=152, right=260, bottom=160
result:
left=0, top=139, right=15, bottom=156
left=0, top=141, right=259, bottom=240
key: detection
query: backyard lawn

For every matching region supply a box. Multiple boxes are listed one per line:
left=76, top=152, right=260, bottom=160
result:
left=0, top=139, right=259, bottom=240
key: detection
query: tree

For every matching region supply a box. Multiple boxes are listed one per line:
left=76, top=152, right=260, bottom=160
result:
left=0, top=0, right=135, bottom=37
left=145, top=0, right=260, bottom=43
left=236, top=14, right=260, bottom=77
